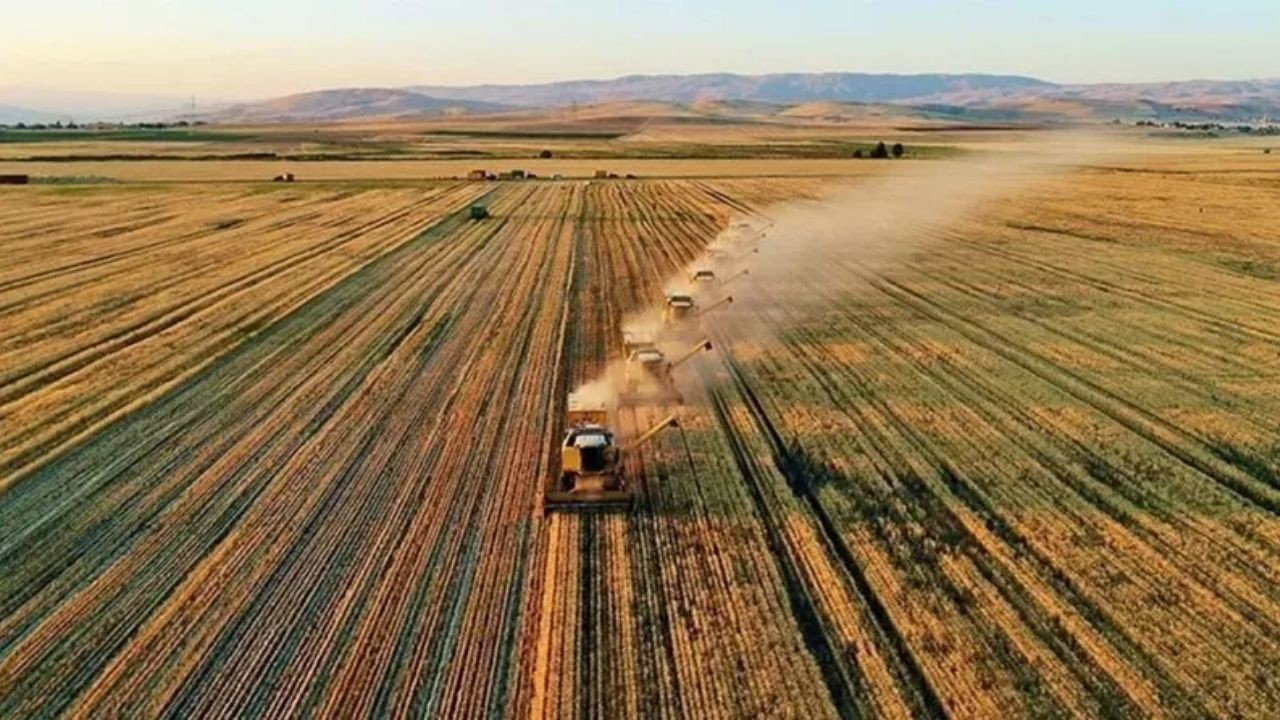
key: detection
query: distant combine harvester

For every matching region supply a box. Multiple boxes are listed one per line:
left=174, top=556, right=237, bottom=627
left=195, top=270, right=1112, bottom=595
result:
left=0, top=174, right=30, bottom=185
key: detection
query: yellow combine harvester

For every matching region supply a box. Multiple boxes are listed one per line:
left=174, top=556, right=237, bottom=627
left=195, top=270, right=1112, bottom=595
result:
left=690, top=267, right=718, bottom=284
left=662, top=293, right=697, bottom=326
left=662, top=292, right=732, bottom=339
left=618, top=338, right=712, bottom=406
left=545, top=392, right=680, bottom=511
left=690, top=266, right=751, bottom=290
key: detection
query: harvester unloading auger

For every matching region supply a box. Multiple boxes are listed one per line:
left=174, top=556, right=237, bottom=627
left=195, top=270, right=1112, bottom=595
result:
left=545, top=392, right=681, bottom=511
left=699, top=294, right=735, bottom=315
left=618, top=338, right=713, bottom=407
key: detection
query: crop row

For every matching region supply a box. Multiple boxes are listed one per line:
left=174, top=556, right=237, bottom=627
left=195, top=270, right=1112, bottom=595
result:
left=0, top=183, right=486, bottom=485
left=5, top=168, right=1279, bottom=717
left=692, top=167, right=1280, bottom=717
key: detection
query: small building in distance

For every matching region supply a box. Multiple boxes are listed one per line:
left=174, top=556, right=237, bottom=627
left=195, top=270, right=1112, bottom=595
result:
left=593, top=170, right=609, bottom=179
left=272, top=172, right=295, bottom=183
left=467, top=169, right=488, bottom=181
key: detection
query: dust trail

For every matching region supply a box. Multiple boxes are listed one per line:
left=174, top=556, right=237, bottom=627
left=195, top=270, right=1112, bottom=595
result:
left=703, top=131, right=1131, bottom=352
left=576, top=131, right=1128, bottom=413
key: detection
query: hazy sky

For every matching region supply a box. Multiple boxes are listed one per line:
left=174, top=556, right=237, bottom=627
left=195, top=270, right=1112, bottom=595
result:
left=2, top=0, right=1276, bottom=100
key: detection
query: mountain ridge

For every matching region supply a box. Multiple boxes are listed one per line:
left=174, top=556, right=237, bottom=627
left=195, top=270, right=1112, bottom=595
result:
left=10, top=72, right=1280, bottom=125
left=407, top=72, right=1053, bottom=107
left=199, top=88, right=512, bottom=123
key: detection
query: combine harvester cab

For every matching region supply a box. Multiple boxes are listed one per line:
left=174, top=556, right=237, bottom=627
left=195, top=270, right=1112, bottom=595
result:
left=545, top=392, right=681, bottom=512
left=547, top=393, right=629, bottom=511
left=690, top=268, right=718, bottom=285
left=661, top=293, right=698, bottom=338
left=662, top=292, right=733, bottom=341
left=688, top=268, right=719, bottom=301
left=617, top=339, right=712, bottom=407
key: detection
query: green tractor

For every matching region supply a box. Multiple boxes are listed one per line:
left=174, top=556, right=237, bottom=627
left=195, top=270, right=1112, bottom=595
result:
left=469, top=204, right=490, bottom=221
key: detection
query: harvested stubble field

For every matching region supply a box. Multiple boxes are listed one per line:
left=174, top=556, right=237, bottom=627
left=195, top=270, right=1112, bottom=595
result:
left=2, top=150, right=1280, bottom=718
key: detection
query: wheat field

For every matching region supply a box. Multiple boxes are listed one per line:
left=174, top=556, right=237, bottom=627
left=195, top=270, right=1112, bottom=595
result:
left=2, top=143, right=1280, bottom=717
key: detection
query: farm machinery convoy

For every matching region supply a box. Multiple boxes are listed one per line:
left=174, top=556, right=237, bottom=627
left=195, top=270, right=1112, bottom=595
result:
left=546, top=221, right=767, bottom=512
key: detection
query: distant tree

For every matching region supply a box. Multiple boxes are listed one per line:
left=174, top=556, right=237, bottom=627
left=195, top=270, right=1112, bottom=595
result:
left=870, top=141, right=889, bottom=159
left=891, top=142, right=905, bottom=158
left=852, top=149, right=864, bottom=159
left=14, top=122, right=25, bottom=129
left=539, top=149, right=553, bottom=158
left=1266, top=148, right=1273, bottom=154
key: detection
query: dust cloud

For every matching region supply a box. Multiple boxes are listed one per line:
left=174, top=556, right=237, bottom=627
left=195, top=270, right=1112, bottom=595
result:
left=706, top=131, right=1131, bottom=346
left=573, top=131, right=1133, bottom=418
left=569, top=374, right=618, bottom=410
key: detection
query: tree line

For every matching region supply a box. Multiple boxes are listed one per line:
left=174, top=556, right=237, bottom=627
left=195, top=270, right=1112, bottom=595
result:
left=853, top=141, right=906, bottom=159
left=0, top=120, right=209, bottom=131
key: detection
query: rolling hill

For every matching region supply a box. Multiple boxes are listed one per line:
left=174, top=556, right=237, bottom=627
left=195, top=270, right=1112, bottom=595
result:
left=409, top=72, right=1052, bottom=107
left=407, top=73, right=1280, bottom=122
left=188, top=74, right=1280, bottom=124
left=198, top=88, right=512, bottom=123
